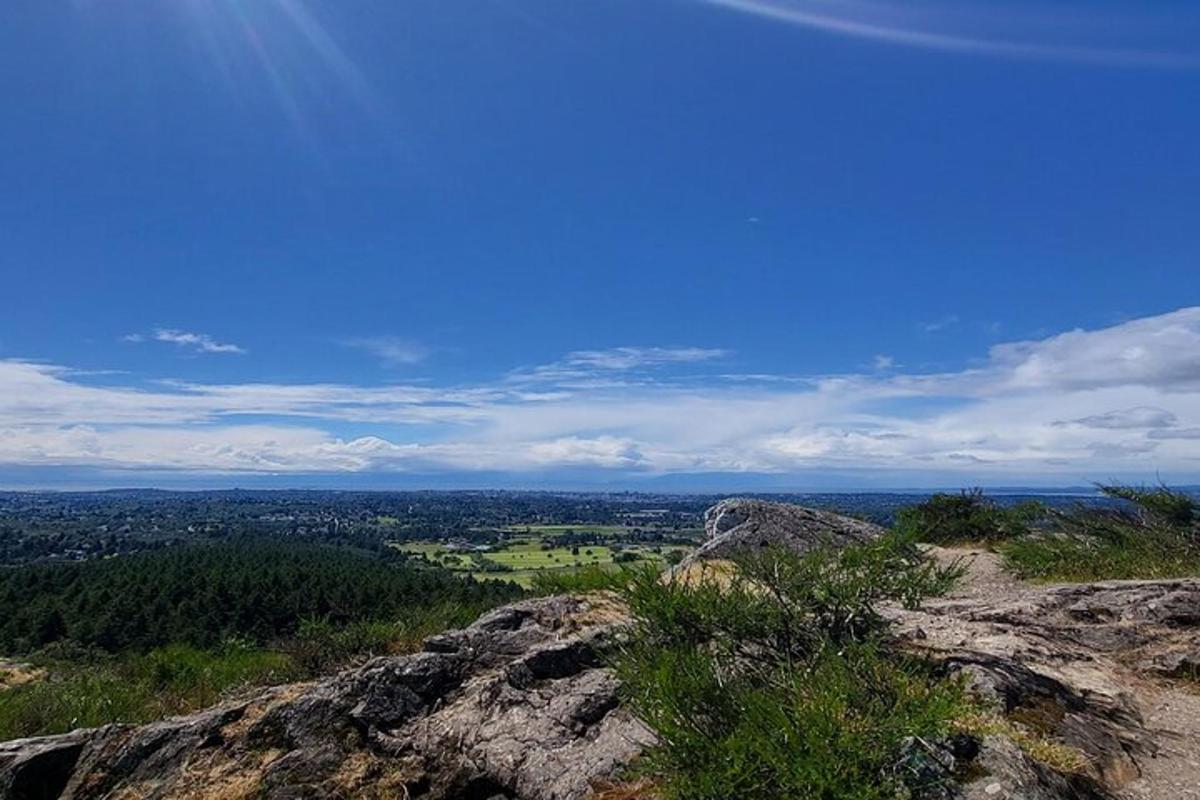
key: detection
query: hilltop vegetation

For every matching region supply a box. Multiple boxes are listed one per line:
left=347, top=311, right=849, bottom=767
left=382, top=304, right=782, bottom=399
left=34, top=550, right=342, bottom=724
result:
left=893, top=488, right=1044, bottom=544
left=1002, top=484, right=1200, bottom=581
left=3, top=492, right=1200, bottom=796
left=608, top=534, right=969, bottom=799
left=899, top=484, right=1200, bottom=581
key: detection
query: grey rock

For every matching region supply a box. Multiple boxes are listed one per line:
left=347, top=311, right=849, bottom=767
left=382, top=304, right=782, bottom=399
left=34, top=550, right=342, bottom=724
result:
left=2, top=595, right=650, bottom=800
left=1138, top=642, right=1200, bottom=677
left=0, top=730, right=90, bottom=800
left=686, top=497, right=884, bottom=563
left=961, top=736, right=1109, bottom=800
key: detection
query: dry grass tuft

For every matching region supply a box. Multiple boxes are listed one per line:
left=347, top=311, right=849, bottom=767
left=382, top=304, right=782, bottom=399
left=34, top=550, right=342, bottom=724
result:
left=0, top=662, right=46, bottom=691
left=590, top=777, right=661, bottom=799
left=563, top=591, right=632, bottom=632
left=957, top=711, right=1092, bottom=774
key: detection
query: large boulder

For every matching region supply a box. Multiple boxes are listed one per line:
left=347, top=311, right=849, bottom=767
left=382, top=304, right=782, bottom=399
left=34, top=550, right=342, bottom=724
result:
left=0, top=595, right=652, bottom=800
left=687, top=497, right=884, bottom=563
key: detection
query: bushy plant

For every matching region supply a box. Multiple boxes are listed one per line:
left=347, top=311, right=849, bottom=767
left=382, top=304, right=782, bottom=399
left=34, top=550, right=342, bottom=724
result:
left=1002, top=484, right=1200, bottom=581
left=1097, top=484, right=1199, bottom=529
left=894, top=489, right=1044, bottom=545
left=612, top=533, right=969, bottom=800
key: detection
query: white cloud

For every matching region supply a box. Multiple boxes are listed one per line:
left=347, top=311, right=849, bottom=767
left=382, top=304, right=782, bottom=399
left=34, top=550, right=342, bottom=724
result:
left=127, top=329, right=246, bottom=355
left=4, top=309, right=1200, bottom=480
left=873, top=354, right=895, bottom=370
left=342, top=337, right=430, bottom=367
left=526, top=436, right=646, bottom=469
left=989, top=307, right=1200, bottom=392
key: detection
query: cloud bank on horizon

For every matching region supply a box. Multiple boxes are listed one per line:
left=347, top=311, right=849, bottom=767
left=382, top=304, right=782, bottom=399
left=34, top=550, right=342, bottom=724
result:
left=2, top=307, right=1199, bottom=486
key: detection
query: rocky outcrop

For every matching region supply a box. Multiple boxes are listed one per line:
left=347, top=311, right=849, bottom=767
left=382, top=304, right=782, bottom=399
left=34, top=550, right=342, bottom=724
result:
left=0, top=595, right=651, bottom=800
left=895, top=557, right=1200, bottom=800
left=686, top=497, right=883, bottom=564
left=4, top=503, right=1200, bottom=800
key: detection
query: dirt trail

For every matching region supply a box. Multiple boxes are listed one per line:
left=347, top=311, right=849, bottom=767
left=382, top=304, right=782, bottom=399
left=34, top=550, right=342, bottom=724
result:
left=1117, top=678, right=1200, bottom=799
left=932, top=546, right=1200, bottom=800
left=930, top=546, right=1035, bottom=603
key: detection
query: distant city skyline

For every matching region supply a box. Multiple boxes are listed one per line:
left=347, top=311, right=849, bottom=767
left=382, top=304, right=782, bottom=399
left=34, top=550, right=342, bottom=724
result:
left=3, top=1, right=1199, bottom=489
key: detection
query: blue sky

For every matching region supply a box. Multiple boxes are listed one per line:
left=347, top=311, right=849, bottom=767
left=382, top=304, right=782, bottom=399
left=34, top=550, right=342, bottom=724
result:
left=2, top=0, right=1199, bottom=489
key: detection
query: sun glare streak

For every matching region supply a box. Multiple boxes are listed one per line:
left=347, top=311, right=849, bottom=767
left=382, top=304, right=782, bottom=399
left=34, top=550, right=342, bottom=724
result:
left=225, top=1, right=311, bottom=138
left=273, top=0, right=380, bottom=112
left=700, top=0, right=1200, bottom=69
left=169, top=0, right=388, bottom=142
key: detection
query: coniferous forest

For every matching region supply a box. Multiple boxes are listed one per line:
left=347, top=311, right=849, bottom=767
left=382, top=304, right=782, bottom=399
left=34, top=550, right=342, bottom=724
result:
left=0, top=539, right=523, bottom=655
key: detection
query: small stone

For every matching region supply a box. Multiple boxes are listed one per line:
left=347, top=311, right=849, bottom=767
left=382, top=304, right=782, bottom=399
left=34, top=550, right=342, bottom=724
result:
left=984, top=783, right=1004, bottom=796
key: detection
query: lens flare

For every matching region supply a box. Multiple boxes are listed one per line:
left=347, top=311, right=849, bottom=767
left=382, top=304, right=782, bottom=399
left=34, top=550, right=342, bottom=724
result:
left=172, top=0, right=384, bottom=140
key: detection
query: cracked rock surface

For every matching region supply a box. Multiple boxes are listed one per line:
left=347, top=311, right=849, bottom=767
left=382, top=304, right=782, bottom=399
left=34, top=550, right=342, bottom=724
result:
left=0, top=595, right=651, bottom=800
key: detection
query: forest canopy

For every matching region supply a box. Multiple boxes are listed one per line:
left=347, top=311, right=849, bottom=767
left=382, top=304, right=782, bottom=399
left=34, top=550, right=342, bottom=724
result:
left=0, top=539, right=524, bottom=654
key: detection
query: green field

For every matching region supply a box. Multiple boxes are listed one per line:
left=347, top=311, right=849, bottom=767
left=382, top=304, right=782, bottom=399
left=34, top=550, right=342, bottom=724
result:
left=503, top=524, right=631, bottom=536
left=505, top=524, right=701, bottom=536
left=394, top=536, right=693, bottom=587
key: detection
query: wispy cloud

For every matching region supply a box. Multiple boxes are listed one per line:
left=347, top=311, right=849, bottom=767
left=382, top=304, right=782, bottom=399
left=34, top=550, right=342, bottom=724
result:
left=1056, top=407, right=1178, bottom=431
left=341, top=337, right=430, bottom=367
left=126, top=329, right=246, bottom=355
left=697, top=0, right=1200, bottom=69
left=8, top=309, right=1200, bottom=480
left=921, top=315, right=959, bottom=333
left=510, top=346, right=729, bottom=384
left=565, top=346, right=728, bottom=370
left=1149, top=428, right=1200, bottom=441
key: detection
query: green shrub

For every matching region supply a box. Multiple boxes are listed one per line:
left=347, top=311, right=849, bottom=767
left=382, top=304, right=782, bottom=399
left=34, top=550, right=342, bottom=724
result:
left=612, top=533, right=969, bottom=799
left=1097, top=484, right=1199, bottom=529
left=1002, top=484, right=1200, bottom=581
left=895, top=489, right=1044, bottom=545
